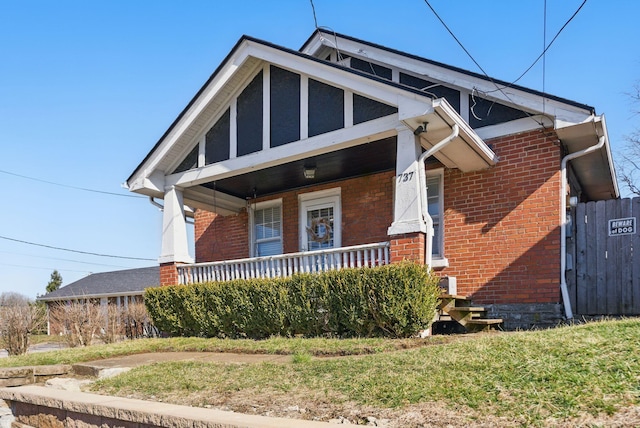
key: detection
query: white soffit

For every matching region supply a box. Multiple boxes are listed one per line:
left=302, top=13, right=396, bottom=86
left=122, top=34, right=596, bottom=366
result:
left=556, top=115, right=619, bottom=200
left=403, top=98, right=498, bottom=172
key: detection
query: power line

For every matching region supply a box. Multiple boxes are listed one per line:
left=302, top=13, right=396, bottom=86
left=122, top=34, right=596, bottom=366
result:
left=423, top=0, right=493, bottom=83
left=484, top=0, right=588, bottom=94
left=309, top=0, right=319, bottom=29
left=0, top=235, right=156, bottom=261
left=0, top=168, right=144, bottom=199
left=0, top=250, right=131, bottom=269
left=0, top=262, right=92, bottom=274
left=423, top=0, right=586, bottom=127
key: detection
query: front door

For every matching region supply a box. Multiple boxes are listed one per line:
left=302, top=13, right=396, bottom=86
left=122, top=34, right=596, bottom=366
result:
left=299, top=189, right=341, bottom=251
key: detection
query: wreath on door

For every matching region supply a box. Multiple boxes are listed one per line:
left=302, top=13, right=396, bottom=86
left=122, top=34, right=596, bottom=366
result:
left=306, top=217, right=332, bottom=244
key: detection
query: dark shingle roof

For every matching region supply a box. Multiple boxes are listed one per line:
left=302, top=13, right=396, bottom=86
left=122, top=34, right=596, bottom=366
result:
left=37, top=267, right=159, bottom=301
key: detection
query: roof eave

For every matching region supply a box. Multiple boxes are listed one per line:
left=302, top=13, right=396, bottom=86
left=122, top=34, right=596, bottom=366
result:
left=556, top=115, right=619, bottom=201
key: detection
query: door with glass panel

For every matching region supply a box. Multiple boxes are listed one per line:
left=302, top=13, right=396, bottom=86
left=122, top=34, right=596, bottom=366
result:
left=299, top=192, right=341, bottom=271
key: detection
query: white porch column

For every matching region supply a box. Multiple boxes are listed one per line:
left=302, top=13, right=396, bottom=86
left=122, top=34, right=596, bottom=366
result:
left=388, top=127, right=426, bottom=235
left=159, top=185, right=194, bottom=264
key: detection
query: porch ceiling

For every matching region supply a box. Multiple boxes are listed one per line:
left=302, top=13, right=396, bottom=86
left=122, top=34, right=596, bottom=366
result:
left=200, top=136, right=397, bottom=200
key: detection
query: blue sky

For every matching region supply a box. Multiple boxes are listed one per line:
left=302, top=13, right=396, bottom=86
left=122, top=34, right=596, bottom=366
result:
left=1, top=0, right=638, bottom=299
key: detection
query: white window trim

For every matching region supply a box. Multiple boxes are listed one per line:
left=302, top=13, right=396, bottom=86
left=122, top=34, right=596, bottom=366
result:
left=249, top=198, right=283, bottom=257
left=298, top=187, right=341, bottom=251
left=427, top=168, right=448, bottom=268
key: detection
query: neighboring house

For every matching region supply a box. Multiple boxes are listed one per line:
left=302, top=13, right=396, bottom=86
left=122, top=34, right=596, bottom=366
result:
left=126, top=30, right=618, bottom=329
left=38, top=267, right=159, bottom=334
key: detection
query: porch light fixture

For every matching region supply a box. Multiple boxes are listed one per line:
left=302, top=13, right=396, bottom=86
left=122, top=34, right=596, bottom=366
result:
left=303, top=165, right=316, bottom=179
left=414, top=121, right=429, bottom=135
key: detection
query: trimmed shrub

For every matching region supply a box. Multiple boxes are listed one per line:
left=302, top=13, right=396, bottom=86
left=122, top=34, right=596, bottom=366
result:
left=144, top=262, right=441, bottom=339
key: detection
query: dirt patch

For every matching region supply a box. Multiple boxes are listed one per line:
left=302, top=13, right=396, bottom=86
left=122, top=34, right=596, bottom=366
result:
left=112, top=385, right=640, bottom=428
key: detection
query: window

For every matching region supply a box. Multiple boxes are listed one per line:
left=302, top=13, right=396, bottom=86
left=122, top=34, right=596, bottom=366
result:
left=426, top=170, right=444, bottom=260
left=251, top=200, right=282, bottom=257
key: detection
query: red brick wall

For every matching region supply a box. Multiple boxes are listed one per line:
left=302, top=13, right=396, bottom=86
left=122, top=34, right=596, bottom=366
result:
left=435, top=128, right=561, bottom=304
left=194, top=171, right=394, bottom=262
left=192, top=129, right=561, bottom=306
left=390, top=233, right=425, bottom=264
left=160, top=263, right=179, bottom=286
left=195, top=209, right=249, bottom=262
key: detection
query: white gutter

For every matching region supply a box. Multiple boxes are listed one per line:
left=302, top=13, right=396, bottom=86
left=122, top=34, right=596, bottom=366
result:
left=417, top=124, right=459, bottom=268
left=559, top=135, right=605, bottom=319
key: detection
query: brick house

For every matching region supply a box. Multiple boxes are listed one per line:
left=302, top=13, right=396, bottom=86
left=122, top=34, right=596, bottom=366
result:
left=126, top=31, right=618, bottom=329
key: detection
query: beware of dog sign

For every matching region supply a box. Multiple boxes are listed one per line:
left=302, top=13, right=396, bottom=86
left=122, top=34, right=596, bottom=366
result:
left=608, top=217, right=636, bottom=236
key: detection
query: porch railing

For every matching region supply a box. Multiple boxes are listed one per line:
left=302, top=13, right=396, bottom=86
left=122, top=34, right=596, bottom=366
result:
left=177, top=242, right=390, bottom=285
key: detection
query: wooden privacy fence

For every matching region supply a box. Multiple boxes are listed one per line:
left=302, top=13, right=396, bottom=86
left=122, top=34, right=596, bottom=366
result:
left=566, top=197, right=640, bottom=315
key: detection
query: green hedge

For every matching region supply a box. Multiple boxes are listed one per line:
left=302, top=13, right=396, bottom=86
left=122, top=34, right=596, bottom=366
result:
left=144, top=262, right=441, bottom=339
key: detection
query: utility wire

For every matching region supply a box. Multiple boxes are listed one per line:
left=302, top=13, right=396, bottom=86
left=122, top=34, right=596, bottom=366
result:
left=484, top=0, right=587, bottom=93
left=0, top=250, right=130, bottom=269
left=310, top=0, right=319, bottom=29
left=0, top=168, right=144, bottom=199
left=0, top=235, right=156, bottom=261
left=423, top=0, right=493, bottom=83
left=0, top=262, right=92, bottom=274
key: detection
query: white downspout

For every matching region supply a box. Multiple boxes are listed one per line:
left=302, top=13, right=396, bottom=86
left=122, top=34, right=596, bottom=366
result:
left=560, top=135, right=605, bottom=319
left=417, top=124, right=459, bottom=268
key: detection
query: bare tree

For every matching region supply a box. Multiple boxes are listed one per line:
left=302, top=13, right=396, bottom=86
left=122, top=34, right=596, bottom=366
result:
left=0, top=293, right=46, bottom=356
left=49, top=300, right=103, bottom=347
left=97, top=304, right=124, bottom=344
left=617, top=84, right=640, bottom=196
left=122, top=300, right=155, bottom=339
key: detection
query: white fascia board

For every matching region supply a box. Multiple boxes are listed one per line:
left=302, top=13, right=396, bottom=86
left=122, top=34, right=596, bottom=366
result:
left=131, top=39, right=413, bottom=193
left=475, top=115, right=554, bottom=141
left=128, top=170, right=165, bottom=195
left=127, top=45, right=250, bottom=191
left=433, top=98, right=498, bottom=166
left=168, top=114, right=398, bottom=188
left=597, top=115, right=620, bottom=198
left=317, top=35, right=592, bottom=124
left=242, top=43, right=408, bottom=106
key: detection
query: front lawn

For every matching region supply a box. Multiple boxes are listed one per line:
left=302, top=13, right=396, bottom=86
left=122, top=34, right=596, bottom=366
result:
left=89, top=319, right=640, bottom=427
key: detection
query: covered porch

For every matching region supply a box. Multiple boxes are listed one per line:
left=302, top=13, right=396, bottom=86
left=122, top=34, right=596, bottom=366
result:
left=126, top=36, right=497, bottom=286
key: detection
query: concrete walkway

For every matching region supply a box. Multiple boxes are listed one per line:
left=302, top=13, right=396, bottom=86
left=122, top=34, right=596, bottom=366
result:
left=73, top=352, right=293, bottom=377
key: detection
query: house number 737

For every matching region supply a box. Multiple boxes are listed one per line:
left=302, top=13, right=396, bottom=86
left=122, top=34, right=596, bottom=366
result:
left=397, top=172, right=414, bottom=183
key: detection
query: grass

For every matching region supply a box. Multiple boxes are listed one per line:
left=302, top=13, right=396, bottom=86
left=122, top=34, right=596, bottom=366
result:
left=88, top=319, right=640, bottom=426
left=0, top=335, right=439, bottom=367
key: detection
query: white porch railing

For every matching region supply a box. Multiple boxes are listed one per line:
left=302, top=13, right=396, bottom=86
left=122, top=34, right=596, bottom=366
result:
left=177, top=242, right=390, bottom=285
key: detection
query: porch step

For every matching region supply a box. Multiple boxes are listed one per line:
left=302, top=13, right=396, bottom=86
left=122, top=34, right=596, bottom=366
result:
left=435, top=292, right=502, bottom=333
left=440, top=294, right=470, bottom=301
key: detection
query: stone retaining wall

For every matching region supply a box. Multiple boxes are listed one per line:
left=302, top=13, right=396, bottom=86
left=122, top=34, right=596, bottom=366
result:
left=0, top=385, right=330, bottom=428
left=0, top=366, right=70, bottom=388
